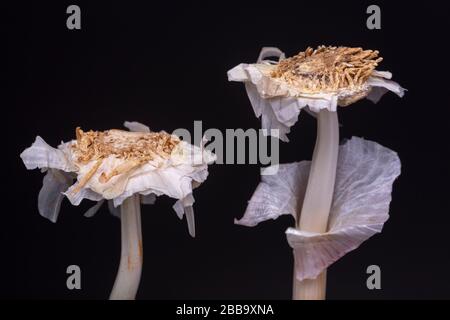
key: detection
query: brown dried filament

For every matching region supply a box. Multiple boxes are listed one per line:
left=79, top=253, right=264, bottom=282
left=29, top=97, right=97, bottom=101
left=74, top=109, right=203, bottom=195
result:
left=270, top=46, right=382, bottom=94
left=71, top=128, right=180, bottom=191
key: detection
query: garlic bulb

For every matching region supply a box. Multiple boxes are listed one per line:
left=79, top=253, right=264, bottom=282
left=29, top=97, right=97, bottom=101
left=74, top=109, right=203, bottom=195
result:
left=20, top=121, right=216, bottom=234
left=228, top=46, right=405, bottom=141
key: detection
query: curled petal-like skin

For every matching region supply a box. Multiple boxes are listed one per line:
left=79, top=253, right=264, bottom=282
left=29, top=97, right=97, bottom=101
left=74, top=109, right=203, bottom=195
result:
left=173, top=193, right=196, bottom=237
left=123, top=121, right=151, bottom=133
left=235, top=137, right=401, bottom=281
left=83, top=193, right=157, bottom=219
left=20, top=137, right=76, bottom=172
left=64, top=184, right=103, bottom=205
left=228, top=47, right=405, bottom=142
left=84, top=200, right=105, bottom=218
left=38, top=169, right=73, bottom=222
left=108, top=200, right=121, bottom=218
left=141, top=193, right=157, bottom=205
left=234, top=162, right=309, bottom=227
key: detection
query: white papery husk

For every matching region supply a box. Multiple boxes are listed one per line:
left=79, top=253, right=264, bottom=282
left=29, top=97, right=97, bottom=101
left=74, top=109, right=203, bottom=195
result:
left=20, top=121, right=216, bottom=228
left=235, top=137, right=401, bottom=281
left=227, top=47, right=406, bottom=141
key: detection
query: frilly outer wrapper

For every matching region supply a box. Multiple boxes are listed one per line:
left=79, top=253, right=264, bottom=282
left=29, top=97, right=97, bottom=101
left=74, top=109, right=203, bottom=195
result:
left=227, top=47, right=405, bottom=142
left=20, top=122, right=216, bottom=229
left=235, top=137, right=401, bottom=281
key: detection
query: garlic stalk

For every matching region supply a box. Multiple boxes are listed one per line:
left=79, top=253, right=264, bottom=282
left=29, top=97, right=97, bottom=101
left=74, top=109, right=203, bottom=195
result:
left=293, top=109, right=339, bottom=300
left=110, top=194, right=143, bottom=300
left=20, top=121, right=215, bottom=300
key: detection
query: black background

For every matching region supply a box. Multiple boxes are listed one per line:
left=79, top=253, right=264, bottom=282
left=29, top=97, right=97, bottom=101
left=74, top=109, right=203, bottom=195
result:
left=3, top=1, right=449, bottom=299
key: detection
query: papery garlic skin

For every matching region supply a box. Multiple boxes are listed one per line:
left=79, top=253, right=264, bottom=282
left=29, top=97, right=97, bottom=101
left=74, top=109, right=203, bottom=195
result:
left=228, top=46, right=406, bottom=141
left=235, top=137, right=401, bottom=281
left=20, top=121, right=216, bottom=230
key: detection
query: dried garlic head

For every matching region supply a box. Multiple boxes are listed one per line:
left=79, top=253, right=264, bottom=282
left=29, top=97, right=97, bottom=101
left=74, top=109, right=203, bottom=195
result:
left=20, top=121, right=215, bottom=223
left=269, top=46, right=382, bottom=106
left=227, top=46, right=405, bottom=141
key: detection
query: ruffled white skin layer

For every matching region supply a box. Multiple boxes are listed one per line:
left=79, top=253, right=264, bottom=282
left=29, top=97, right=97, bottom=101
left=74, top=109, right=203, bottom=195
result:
left=235, top=137, right=401, bottom=281
left=20, top=121, right=216, bottom=237
left=227, top=47, right=406, bottom=142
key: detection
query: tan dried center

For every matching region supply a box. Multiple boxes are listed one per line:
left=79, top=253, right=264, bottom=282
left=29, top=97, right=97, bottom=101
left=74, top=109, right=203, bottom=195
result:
left=71, top=128, right=180, bottom=191
left=270, top=46, right=382, bottom=94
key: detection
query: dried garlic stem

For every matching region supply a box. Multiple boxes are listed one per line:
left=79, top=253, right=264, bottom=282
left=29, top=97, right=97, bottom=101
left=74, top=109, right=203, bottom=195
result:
left=293, top=110, right=339, bottom=300
left=110, top=194, right=143, bottom=300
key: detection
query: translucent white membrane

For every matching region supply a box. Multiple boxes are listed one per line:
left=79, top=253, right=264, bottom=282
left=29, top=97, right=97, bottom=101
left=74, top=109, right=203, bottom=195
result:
left=235, top=137, right=401, bottom=281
